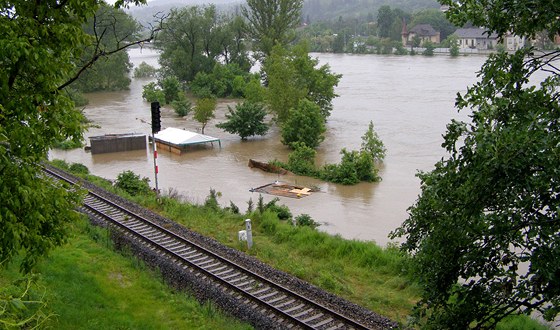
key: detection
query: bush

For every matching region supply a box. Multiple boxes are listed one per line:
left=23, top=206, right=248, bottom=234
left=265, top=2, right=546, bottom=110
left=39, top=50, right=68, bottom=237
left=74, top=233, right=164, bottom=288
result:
left=142, top=82, right=165, bottom=104
left=133, top=61, right=158, bottom=78
left=204, top=188, right=221, bottom=211
left=295, top=214, right=320, bottom=228
left=69, top=163, right=90, bottom=175
left=114, top=170, right=151, bottom=196
left=172, top=94, right=191, bottom=117
left=287, top=142, right=317, bottom=176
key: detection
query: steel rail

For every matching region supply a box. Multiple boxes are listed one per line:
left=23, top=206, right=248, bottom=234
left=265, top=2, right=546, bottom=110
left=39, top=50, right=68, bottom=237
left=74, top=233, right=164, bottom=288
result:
left=43, top=166, right=371, bottom=329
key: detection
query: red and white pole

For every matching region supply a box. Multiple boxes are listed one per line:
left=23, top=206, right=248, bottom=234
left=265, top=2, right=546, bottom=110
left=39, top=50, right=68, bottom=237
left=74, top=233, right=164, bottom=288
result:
left=152, top=132, right=159, bottom=197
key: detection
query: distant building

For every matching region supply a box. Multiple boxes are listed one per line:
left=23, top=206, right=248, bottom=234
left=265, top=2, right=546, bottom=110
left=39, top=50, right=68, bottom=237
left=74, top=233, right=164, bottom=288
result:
left=454, top=28, right=499, bottom=50
left=454, top=28, right=525, bottom=51
left=408, top=24, right=441, bottom=45
left=401, top=21, right=440, bottom=46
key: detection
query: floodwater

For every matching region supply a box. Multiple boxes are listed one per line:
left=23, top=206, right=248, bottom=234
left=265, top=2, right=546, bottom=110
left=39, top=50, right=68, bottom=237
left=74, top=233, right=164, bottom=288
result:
left=50, top=48, right=487, bottom=246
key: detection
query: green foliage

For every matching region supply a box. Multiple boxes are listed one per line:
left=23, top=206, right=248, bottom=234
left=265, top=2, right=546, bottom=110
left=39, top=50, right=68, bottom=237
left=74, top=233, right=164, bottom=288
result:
left=390, top=47, right=560, bottom=328
left=0, top=274, right=51, bottom=328
left=263, top=43, right=341, bottom=121
left=319, top=149, right=379, bottom=185
left=287, top=142, right=317, bottom=176
left=159, top=76, right=182, bottom=104
left=263, top=198, right=292, bottom=221
left=361, top=121, right=386, bottom=162
left=422, top=40, right=435, bottom=56
left=142, top=82, right=165, bottom=104
left=216, top=101, right=269, bottom=140
left=157, top=6, right=250, bottom=83
left=447, top=34, right=460, bottom=57
left=243, top=76, right=266, bottom=104
left=68, top=163, right=90, bottom=175
left=190, top=63, right=251, bottom=98
left=193, top=97, right=217, bottom=134
left=172, top=93, right=192, bottom=117
left=281, top=99, right=326, bottom=149
left=242, top=0, right=304, bottom=57
left=377, top=6, right=394, bottom=38
left=295, top=214, right=320, bottom=228
left=204, top=189, right=221, bottom=212
left=114, top=170, right=151, bottom=196
left=133, top=61, right=158, bottom=78
left=73, top=4, right=140, bottom=92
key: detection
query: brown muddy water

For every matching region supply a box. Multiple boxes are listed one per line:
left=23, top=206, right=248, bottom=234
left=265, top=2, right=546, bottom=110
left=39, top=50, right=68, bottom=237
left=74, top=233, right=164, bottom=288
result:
left=50, top=47, right=487, bottom=246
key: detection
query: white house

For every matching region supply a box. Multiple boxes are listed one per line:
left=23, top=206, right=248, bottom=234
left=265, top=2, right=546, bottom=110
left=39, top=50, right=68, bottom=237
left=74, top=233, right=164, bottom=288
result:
left=454, top=28, right=498, bottom=50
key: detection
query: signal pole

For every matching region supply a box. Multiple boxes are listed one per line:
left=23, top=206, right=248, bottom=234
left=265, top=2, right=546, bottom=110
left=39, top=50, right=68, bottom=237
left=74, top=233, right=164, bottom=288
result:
left=151, top=102, right=161, bottom=196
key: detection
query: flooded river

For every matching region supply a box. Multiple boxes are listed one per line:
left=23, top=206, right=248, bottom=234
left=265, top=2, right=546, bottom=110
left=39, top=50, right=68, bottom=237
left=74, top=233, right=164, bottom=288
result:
left=50, top=48, right=486, bottom=246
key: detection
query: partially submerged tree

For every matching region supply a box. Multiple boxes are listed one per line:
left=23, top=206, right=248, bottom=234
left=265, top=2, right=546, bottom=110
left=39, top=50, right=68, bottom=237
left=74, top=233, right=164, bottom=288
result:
left=194, top=97, right=217, bottom=135
left=361, top=121, right=386, bottom=163
left=391, top=0, right=560, bottom=327
left=216, top=102, right=269, bottom=140
left=281, top=99, right=326, bottom=149
left=263, top=43, right=341, bottom=121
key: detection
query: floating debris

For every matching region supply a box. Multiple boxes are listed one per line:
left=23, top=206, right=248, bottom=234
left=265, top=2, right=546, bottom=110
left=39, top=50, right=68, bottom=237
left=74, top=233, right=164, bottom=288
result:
left=250, top=182, right=316, bottom=199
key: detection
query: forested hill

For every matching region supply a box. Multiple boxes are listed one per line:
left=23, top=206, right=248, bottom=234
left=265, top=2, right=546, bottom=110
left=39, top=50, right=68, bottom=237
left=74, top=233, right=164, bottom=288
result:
left=128, top=0, right=441, bottom=27
left=303, top=0, right=441, bottom=22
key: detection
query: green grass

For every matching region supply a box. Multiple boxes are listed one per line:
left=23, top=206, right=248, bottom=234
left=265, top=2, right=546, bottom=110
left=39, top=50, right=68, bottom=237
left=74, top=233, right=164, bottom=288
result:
left=0, top=218, right=251, bottom=330
left=44, top=161, right=552, bottom=328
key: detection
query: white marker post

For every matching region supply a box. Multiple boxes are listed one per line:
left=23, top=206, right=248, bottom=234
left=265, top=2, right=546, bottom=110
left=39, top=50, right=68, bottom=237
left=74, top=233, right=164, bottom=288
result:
left=152, top=134, right=159, bottom=197
left=245, top=219, right=253, bottom=249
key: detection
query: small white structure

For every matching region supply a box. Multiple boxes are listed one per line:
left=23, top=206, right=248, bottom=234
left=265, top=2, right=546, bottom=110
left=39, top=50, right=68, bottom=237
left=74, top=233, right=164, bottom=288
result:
left=152, top=127, right=221, bottom=154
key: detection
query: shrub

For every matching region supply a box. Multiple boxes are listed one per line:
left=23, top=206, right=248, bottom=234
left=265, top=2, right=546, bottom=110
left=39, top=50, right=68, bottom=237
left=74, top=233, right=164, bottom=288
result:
left=295, top=214, right=320, bottom=228
left=287, top=142, right=317, bottom=176
left=172, top=94, right=191, bottom=117
left=114, top=170, right=151, bottom=196
left=69, top=163, right=90, bottom=175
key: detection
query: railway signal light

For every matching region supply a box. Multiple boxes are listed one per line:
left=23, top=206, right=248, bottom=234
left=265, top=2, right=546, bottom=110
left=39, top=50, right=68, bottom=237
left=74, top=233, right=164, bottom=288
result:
left=151, top=101, right=161, bottom=134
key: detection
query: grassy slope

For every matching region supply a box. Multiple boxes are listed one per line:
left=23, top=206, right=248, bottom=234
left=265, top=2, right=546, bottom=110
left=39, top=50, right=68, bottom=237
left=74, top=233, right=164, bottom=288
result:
left=0, top=218, right=251, bottom=330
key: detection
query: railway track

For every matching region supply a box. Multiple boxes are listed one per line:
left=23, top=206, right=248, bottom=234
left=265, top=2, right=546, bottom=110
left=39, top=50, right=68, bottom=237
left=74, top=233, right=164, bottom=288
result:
left=43, top=166, right=385, bottom=329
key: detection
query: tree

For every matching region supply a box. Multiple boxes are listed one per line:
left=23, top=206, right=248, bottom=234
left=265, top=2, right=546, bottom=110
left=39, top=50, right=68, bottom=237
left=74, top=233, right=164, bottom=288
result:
left=377, top=6, right=394, bottom=39
left=361, top=121, right=386, bottom=163
left=0, top=0, right=155, bottom=273
left=216, top=102, right=269, bottom=140
left=281, top=99, right=326, bottom=148
left=242, top=0, right=304, bottom=58
left=73, top=4, right=141, bottom=92
left=134, top=61, right=158, bottom=78
left=159, top=76, right=181, bottom=104
left=194, top=97, right=217, bottom=134
left=287, top=142, right=317, bottom=176
left=263, top=43, right=341, bottom=122
left=142, top=82, right=165, bottom=104
left=390, top=0, right=560, bottom=327
left=157, top=5, right=220, bottom=82
left=447, top=34, right=460, bottom=56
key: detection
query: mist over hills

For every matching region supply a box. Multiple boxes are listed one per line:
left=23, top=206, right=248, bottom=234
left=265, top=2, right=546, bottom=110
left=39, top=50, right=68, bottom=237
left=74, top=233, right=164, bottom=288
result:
left=127, top=0, right=441, bottom=27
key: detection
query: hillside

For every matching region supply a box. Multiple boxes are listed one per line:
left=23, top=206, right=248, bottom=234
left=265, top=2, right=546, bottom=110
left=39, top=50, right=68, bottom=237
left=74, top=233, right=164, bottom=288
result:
left=127, top=0, right=441, bottom=27
left=303, top=0, right=441, bottom=22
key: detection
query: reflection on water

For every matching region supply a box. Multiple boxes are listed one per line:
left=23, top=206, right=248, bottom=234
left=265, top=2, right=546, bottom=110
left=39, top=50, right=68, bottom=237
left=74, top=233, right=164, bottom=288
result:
left=50, top=47, right=487, bottom=246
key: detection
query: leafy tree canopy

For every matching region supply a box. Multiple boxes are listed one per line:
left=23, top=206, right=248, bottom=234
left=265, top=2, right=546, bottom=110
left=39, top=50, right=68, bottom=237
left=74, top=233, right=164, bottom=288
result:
left=390, top=0, right=560, bottom=327
left=194, top=97, right=217, bottom=135
left=281, top=99, right=326, bottom=149
left=216, top=102, right=269, bottom=140
left=242, top=0, right=304, bottom=58
left=0, top=0, right=152, bottom=272
left=263, top=43, right=341, bottom=122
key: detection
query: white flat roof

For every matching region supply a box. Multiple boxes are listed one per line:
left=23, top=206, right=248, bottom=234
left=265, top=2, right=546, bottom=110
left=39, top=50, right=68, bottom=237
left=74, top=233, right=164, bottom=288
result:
left=154, top=127, right=220, bottom=146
